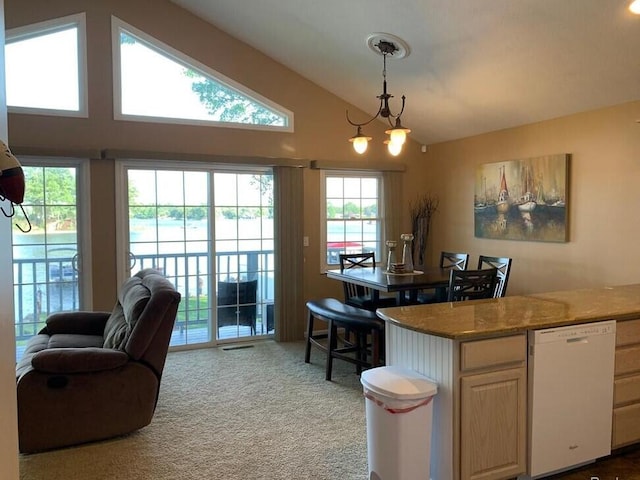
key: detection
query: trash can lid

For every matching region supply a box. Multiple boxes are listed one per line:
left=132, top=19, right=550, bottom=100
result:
left=361, top=366, right=437, bottom=400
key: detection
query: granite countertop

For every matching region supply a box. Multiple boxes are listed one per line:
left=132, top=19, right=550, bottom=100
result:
left=376, top=284, right=640, bottom=340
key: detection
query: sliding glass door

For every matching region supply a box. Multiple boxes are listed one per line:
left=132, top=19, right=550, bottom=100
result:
left=12, top=159, right=89, bottom=361
left=120, top=163, right=274, bottom=348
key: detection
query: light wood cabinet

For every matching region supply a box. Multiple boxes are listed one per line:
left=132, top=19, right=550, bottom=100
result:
left=613, top=318, right=640, bottom=448
left=383, top=286, right=640, bottom=480
left=458, top=335, right=527, bottom=480
left=386, top=326, right=527, bottom=480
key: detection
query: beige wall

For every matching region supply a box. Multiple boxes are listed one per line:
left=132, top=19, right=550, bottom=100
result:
left=6, top=0, right=640, bottom=312
left=5, top=0, right=421, bottom=310
left=425, top=101, right=640, bottom=295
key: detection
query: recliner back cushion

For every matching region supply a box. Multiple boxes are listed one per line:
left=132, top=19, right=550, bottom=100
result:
left=103, top=278, right=150, bottom=350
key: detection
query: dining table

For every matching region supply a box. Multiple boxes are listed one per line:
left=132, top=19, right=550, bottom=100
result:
left=326, top=266, right=451, bottom=306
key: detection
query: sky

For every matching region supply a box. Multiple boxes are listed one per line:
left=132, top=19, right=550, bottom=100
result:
left=5, top=28, right=79, bottom=110
left=5, top=25, right=210, bottom=117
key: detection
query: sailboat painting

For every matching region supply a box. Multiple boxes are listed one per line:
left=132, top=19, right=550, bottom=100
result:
left=474, top=154, right=569, bottom=242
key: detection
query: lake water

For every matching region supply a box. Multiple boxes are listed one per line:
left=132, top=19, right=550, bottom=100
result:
left=12, top=216, right=380, bottom=325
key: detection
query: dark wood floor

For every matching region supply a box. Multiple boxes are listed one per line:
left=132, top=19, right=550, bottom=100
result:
left=546, top=445, right=640, bottom=479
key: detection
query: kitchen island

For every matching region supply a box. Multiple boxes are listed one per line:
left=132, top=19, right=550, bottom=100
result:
left=376, top=284, right=640, bottom=480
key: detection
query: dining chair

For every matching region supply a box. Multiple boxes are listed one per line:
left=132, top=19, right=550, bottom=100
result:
left=416, top=251, right=470, bottom=304
left=441, top=251, right=470, bottom=270
left=217, top=279, right=258, bottom=335
left=477, top=255, right=513, bottom=297
left=447, top=268, right=499, bottom=302
left=338, top=253, right=396, bottom=311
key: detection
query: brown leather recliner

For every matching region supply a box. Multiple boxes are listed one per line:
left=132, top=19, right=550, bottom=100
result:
left=16, top=269, right=181, bottom=454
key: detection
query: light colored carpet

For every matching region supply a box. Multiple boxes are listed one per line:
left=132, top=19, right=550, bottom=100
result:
left=19, top=341, right=369, bottom=480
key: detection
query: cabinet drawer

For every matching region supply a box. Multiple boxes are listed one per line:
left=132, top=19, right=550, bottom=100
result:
left=460, top=334, right=526, bottom=372
left=614, top=374, right=640, bottom=406
left=616, top=319, right=640, bottom=347
left=612, top=403, right=640, bottom=448
left=615, top=344, right=640, bottom=376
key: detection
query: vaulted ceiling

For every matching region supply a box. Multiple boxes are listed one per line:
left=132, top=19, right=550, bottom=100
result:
left=170, top=0, right=640, bottom=145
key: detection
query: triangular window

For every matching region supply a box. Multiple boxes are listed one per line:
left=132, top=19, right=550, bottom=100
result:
left=112, top=17, right=293, bottom=131
left=5, top=13, right=87, bottom=116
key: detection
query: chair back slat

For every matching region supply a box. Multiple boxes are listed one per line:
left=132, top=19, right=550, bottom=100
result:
left=447, top=268, right=498, bottom=302
left=477, top=255, right=513, bottom=297
left=440, top=251, right=469, bottom=270
left=340, top=253, right=376, bottom=300
left=339, top=252, right=375, bottom=271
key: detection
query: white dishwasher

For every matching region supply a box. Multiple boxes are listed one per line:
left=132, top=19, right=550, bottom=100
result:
left=525, top=320, right=616, bottom=479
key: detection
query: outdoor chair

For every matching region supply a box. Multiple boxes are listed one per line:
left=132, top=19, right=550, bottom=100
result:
left=217, top=279, right=258, bottom=335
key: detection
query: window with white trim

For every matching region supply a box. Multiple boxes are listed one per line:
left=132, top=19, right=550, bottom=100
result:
left=112, top=17, right=293, bottom=131
left=5, top=13, right=87, bottom=116
left=12, top=158, right=91, bottom=362
left=321, top=171, right=383, bottom=269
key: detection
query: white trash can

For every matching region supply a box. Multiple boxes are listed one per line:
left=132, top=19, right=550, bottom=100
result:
left=361, top=366, right=438, bottom=480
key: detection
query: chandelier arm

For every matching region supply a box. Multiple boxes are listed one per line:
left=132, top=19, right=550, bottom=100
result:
left=397, top=95, right=406, bottom=118
left=346, top=99, right=384, bottom=128
left=385, top=95, right=406, bottom=124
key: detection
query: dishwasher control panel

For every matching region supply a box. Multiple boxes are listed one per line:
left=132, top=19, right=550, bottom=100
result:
left=532, top=320, right=616, bottom=344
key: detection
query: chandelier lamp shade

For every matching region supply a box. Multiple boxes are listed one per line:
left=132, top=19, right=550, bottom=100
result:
left=347, top=33, right=411, bottom=156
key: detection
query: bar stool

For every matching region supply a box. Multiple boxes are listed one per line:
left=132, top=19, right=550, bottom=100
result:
left=304, top=298, right=385, bottom=381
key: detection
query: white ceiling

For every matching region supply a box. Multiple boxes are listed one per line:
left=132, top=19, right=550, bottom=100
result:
left=170, top=0, right=640, bottom=145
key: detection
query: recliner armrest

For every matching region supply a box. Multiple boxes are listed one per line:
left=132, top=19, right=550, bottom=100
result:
left=42, top=311, right=111, bottom=336
left=31, top=347, right=129, bottom=374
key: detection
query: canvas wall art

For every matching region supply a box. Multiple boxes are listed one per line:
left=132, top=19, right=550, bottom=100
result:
left=474, top=154, right=569, bottom=242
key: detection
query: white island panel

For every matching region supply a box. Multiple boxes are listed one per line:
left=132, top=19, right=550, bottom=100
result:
left=387, top=323, right=456, bottom=480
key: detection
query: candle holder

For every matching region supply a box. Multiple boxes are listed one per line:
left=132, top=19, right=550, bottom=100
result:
left=385, top=240, right=398, bottom=272
left=400, top=233, right=414, bottom=273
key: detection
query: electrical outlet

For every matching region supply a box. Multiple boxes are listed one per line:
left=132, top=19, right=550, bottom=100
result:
left=303, top=236, right=309, bottom=247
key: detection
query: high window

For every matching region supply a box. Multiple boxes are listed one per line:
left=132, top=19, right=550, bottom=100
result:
left=321, top=171, right=384, bottom=269
left=112, top=17, right=293, bottom=131
left=5, top=13, right=87, bottom=116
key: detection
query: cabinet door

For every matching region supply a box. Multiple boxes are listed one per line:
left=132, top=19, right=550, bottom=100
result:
left=460, top=368, right=526, bottom=480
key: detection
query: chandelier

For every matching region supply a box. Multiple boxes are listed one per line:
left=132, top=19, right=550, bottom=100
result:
left=347, top=34, right=411, bottom=156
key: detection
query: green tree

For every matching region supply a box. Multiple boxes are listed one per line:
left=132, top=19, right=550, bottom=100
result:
left=326, top=202, right=340, bottom=219
left=362, top=203, right=378, bottom=218
left=220, top=207, right=237, bottom=220
left=130, top=206, right=155, bottom=219
left=185, top=70, right=283, bottom=126
left=250, top=174, right=273, bottom=218
left=186, top=207, right=207, bottom=221
left=343, top=202, right=360, bottom=218
left=23, top=167, right=76, bottom=229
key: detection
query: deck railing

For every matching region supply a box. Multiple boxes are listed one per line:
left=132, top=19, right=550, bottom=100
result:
left=13, top=250, right=275, bottom=342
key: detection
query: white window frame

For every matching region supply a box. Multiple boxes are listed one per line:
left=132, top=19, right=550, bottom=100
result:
left=12, top=157, right=92, bottom=362
left=16, top=156, right=93, bottom=308
left=111, top=16, right=294, bottom=132
left=320, top=170, right=384, bottom=272
left=5, top=13, right=88, bottom=118
left=115, top=159, right=275, bottom=350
